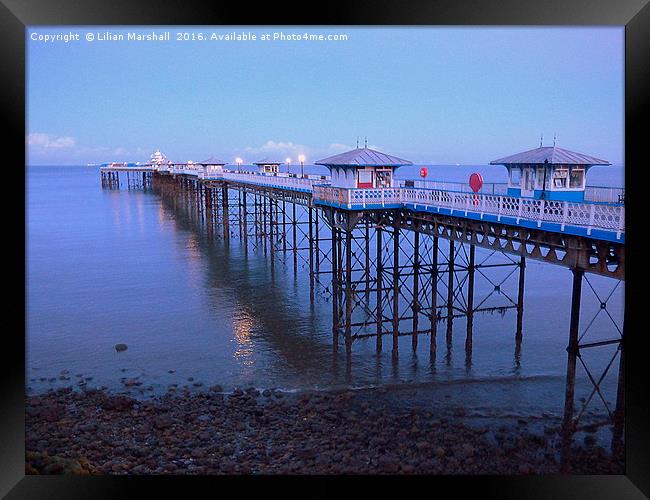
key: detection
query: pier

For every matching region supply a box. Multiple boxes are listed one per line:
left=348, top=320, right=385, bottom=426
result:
left=100, top=145, right=624, bottom=463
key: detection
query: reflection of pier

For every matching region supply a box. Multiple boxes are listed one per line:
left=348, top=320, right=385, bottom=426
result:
left=100, top=145, right=624, bottom=465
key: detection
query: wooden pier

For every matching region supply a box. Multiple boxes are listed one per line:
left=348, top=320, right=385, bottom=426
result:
left=100, top=156, right=624, bottom=461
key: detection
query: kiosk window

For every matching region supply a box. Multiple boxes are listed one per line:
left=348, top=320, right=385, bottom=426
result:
left=569, top=168, right=584, bottom=188
left=553, top=168, right=568, bottom=188
left=510, top=168, right=521, bottom=186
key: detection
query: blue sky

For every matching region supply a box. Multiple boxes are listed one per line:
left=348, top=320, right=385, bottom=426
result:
left=27, top=27, right=623, bottom=165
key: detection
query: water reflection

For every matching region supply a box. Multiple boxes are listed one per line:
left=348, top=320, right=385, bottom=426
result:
left=232, top=311, right=255, bottom=366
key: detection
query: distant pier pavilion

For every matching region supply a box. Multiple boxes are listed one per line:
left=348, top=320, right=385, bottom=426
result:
left=253, top=159, right=284, bottom=175
left=198, top=156, right=228, bottom=176
left=490, top=145, right=611, bottom=202
left=315, top=147, right=412, bottom=189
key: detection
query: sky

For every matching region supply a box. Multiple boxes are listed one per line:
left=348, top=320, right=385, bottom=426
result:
left=26, top=27, right=624, bottom=166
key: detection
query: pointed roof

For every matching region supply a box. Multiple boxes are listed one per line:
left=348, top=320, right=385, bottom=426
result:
left=490, top=146, right=610, bottom=166
left=315, top=147, right=412, bottom=167
left=198, top=155, right=227, bottom=165
left=253, top=158, right=284, bottom=165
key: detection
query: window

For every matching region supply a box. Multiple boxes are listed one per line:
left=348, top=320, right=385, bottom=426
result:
left=510, top=168, right=521, bottom=186
left=553, top=168, right=568, bottom=188
left=569, top=167, right=584, bottom=189
left=536, top=167, right=546, bottom=188
left=376, top=170, right=392, bottom=188
left=358, top=170, right=373, bottom=186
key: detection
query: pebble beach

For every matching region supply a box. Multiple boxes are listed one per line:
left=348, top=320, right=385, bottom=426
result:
left=25, top=385, right=624, bottom=475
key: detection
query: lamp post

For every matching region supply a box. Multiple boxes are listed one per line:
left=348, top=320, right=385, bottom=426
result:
left=286, top=157, right=292, bottom=176
left=298, top=154, right=306, bottom=178
left=236, top=157, right=243, bottom=174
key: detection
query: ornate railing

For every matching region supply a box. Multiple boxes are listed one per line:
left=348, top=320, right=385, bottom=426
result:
left=145, top=166, right=624, bottom=236
left=217, top=172, right=330, bottom=190
left=312, top=187, right=624, bottom=237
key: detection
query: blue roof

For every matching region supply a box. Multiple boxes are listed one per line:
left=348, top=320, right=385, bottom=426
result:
left=199, top=156, right=227, bottom=165
left=490, top=146, right=610, bottom=166
left=253, top=158, right=284, bottom=165
left=316, top=147, right=412, bottom=168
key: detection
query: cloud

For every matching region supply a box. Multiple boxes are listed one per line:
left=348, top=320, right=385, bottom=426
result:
left=327, top=143, right=353, bottom=153
left=27, top=133, right=75, bottom=149
left=241, top=140, right=309, bottom=161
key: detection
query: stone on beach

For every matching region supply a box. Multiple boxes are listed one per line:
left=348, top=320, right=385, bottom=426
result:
left=114, top=344, right=128, bottom=352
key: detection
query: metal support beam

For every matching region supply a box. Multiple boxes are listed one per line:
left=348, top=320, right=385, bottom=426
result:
left=561, top=267, right=584, bottom=471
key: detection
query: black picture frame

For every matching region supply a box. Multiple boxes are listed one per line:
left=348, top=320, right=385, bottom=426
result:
left=2, top=0, right=647, bottom=497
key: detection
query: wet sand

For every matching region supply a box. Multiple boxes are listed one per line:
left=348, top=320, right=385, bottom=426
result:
left=25, top=386, right=623, bottom=475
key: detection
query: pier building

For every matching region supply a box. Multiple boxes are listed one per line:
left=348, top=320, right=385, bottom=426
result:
left=315, top=147, right=411, bottom=189
left=490, top=145, right=612, bottom=202
left=253, top=159, right=284, bottom=175
left=198, top=156, right=228, bottom=176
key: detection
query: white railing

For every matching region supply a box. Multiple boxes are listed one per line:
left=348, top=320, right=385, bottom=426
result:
left=144, top=167, right=624, bottom=236
left=396, top=179, right=509, bottom=195
left=216, top=171, right=330, bottom=190
left=312, top=187, right=624, bottom=237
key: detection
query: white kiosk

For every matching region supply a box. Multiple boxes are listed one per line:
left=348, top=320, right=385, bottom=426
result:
left=253, top=159, right=284, bottom=175
left=315, top=147, right=412, bottom=189
left=490, top=145, right=610, bottom=202
left=198, top=155, right=228, bottom=175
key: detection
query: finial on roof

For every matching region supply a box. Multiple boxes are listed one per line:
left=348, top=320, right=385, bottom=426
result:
left=553, top=133, right=557, bottom=147
left=364, top=136, right=368, bottom=148
left=356, top=136, right=359, bottom=148
left=540, top=134, right=543, bottom=148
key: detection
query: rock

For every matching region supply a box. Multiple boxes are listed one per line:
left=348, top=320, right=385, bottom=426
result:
left=296, top=447, right=317, bottom=460
left=114, top=344, right=128, bottom=352
left=461, top=443, right=475, bottom=458
left=101, top=395, right=135, bottom=411
left=210, top=384, right=223, bottom=393
left=154, top=416, right=173, bottom=430
left=377, top=456, right=399, bottom=473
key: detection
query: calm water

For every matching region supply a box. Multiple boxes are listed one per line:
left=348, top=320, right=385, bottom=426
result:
left=26, top=164, right=624, bottom=419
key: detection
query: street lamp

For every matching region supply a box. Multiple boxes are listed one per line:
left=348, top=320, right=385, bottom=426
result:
left=298, top=154, right=306, bottom=178
left=235, top=157, right=243, bottom=173
left=285, top=157, right=292, bottom=175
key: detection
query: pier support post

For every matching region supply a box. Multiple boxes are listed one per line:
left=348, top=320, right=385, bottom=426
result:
left=308, top=207, right=315, bottom=297
left=221, top=184, right=229, bottom=241
left=344, top=228, right=353, bottom=356
left=331, top=225, right=340, bottom=351
left=392, top=220, right=400, bottom=358
left=516, top=256, right=526, bottom=341
left=561, top=267, right=584, bottom=471
left=376, top=227, right=383, bottom=353
left=446, top=240, right=455, bottom=347
left=466, top=244, right=476, bottom=352
left=430, top=236, right=439, bottom=358
left=242, top=190, right=248, bottom=254
left=292, top=203, right=298, bottom=272
left=412, top=231, right=421, bottom=351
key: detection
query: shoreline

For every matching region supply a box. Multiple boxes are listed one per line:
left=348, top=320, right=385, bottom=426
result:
left=26, top=385, right=623, bottom=475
